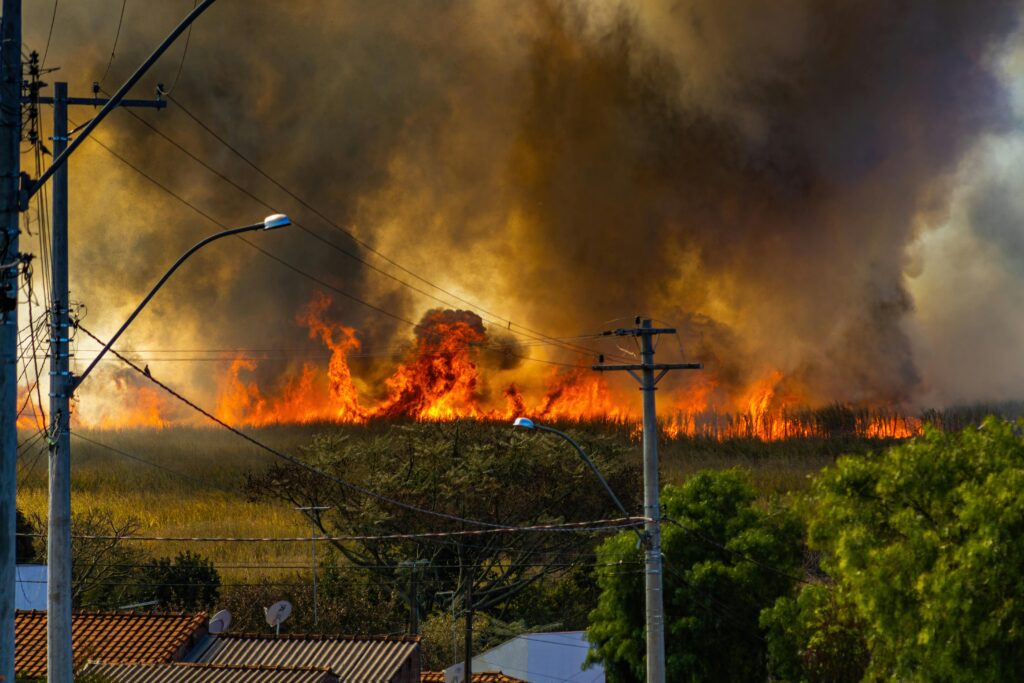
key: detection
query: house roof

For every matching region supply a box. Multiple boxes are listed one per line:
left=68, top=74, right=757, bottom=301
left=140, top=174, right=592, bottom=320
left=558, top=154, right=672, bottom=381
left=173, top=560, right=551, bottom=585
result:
left=14, top=610, right=208, bottom=679
left=447, top=631, right=604, bottom=683
left=189, top=633, right=420, bottom=683
left=82, top=661, right=340, bottom=683
left=421, top=672, right=528, bottom=683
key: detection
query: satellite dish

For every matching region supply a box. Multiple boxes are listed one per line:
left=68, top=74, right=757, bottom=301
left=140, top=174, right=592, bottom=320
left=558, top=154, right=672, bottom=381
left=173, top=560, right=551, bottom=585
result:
left=209, top=609, right=232, bottom=634
left=265, top=600, right=293, bottom=630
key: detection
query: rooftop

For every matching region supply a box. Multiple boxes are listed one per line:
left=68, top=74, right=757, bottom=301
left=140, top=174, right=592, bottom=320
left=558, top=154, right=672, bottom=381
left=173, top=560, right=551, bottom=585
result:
left=188, top=633, right=420, bottom=683
left=421, top=672, right=528, bottom=683
left=82, top=661, right=341, bottom=683
left=14, top=610, right=208, bottom=680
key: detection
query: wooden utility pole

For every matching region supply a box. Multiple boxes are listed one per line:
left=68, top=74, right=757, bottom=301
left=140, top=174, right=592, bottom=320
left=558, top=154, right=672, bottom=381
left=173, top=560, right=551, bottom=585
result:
left=0, top=2, right=21, bottom=680
left=594, top=318, right=701, bottom=683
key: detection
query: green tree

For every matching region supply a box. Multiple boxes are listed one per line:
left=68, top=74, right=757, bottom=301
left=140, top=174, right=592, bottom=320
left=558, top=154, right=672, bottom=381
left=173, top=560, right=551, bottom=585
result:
left=808, top=418, right=1024, bottom=681
left=587, top=470, right=803, bottom=683
left=760, top=582, right=868, bottom=683
left=247, top=421, right=640, bottom=615
left=132, top=550, right=221, bottom=611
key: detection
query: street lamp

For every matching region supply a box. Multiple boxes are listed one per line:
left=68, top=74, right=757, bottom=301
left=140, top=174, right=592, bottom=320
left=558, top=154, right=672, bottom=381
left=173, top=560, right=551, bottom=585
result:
left=45, top=214, right=290, bottom=682
left=73, top=213, right=291, bottom=387
left=511, top=417, right=639, bottom=535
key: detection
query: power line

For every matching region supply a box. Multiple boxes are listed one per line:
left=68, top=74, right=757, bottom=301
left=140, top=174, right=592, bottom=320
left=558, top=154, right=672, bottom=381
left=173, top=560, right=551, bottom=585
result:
left=76, top=323, right=636, bottom=533
left=40, top=0, right=59, bottom=68
left=98, top=0, right=128, bottom=86
left=65, top=117, right=589, bottom=370
left=103, top=100, right=621, bottom=363
left=162, top=93, right=619, bottom=362
left=155, top=0, right=195, bottom=96
left=69, top=430, right=206, bottom=486
left=24, top=517, right=644, bottom=544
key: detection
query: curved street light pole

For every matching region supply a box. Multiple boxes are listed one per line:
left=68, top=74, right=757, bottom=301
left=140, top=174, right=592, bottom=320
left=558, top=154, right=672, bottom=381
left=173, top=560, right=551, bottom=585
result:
left=45, top=213, right=289, bottom=683
left=512, top=418, right=642, bottom=541
left=72, top=213, right=291, bottom=389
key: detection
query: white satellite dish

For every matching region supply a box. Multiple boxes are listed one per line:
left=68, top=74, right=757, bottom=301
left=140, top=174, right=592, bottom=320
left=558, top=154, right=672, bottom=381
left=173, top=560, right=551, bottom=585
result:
left=209, top=609, right=232, bottom=634
left=265, top=600, right=293, bottom=635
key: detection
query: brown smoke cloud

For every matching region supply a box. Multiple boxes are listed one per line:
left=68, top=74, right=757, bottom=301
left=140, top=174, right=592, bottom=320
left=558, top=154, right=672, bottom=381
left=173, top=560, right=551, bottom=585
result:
left=18, top=0, right=1023, bottom=418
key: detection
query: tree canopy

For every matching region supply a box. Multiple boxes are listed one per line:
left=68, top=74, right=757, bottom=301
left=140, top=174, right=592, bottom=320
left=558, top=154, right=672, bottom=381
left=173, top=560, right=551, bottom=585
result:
left=587, top=470, right=802, bottom=683
left=806, top=417, right=1024, bottom=680
left=247, top=421, right=642, bottom=614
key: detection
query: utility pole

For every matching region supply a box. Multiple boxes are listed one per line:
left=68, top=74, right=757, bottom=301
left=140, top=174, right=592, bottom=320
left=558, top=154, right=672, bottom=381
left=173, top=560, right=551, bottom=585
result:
left=594, top=318, right=701, bottom=683
left=295, top=505, right=330, bottom=626
left=41, top=82, right=164, bottom=683
left=47, top=79, right=73, bottom=683
left=463, top=571, right=473, bottom=683
left=0, top=1, right=22, bottom=680
left=399, top=559, right=429, bottom=635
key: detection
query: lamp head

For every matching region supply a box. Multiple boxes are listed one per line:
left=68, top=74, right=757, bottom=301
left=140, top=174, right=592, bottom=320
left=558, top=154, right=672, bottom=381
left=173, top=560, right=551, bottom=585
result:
left=262, top=213, right=292, bottom=230
left=512, top=417, right=536, bottom=430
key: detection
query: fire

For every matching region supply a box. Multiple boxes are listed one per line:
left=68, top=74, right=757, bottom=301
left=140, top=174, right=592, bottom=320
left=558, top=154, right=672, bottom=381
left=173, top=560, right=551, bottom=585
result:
left=83, top=383, right=170, bottom=429
left=535, top=366, right=628, bottom=422
left=80, top=291, right=924, bottom=442
left=15, top=385, right=45, bottom=430
left=215, top=292, right=367, bottom=426
left=369, top=309, right=487, bottom=420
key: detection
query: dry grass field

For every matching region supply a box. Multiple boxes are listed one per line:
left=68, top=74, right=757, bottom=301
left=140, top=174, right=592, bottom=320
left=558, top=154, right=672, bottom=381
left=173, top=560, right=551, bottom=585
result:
left=15, top=421, right=883, bottom=580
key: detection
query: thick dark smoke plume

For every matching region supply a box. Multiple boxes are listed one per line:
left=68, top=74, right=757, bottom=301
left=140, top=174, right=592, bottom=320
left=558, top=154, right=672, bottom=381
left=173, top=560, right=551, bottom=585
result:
left=19, top=0, right=1022, bottom=416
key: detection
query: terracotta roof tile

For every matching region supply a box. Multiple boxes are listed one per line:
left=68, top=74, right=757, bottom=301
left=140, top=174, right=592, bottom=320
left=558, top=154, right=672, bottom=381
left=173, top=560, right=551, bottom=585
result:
left=14, top=610, right=208, bottom=679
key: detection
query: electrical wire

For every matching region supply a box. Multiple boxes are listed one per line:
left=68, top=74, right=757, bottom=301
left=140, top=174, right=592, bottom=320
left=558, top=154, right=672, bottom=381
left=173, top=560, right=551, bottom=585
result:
left=70, top=430, right=207, bottom=486
left=98, top=0, right=129, bottom=86
left=77, top=322, right=642, bottom=533
left=40, top=0, right=59, bottom=68
left=65, top=116, right=590, bottom=370
left=156, top=0, right=196, bottom=96
left=100, top=98, right=624, bottom=363
left=162, top=93, right=623, bottom=362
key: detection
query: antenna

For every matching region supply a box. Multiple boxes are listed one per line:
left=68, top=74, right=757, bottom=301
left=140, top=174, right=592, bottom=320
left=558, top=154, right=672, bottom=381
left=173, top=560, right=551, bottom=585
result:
left=209, top=609, right=232, bottom=634
left=265, top=600, right=293, bottom=637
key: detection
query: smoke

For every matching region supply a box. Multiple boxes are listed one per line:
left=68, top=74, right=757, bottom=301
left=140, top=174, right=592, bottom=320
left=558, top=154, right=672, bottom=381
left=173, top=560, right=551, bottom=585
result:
left=18, top=0, right=1024, bottom=417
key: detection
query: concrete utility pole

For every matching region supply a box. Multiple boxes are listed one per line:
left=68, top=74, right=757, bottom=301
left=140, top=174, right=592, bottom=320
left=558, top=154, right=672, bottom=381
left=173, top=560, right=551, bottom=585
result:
left=0, top=1, right=21, bottom=680
left=295, top=506, right=330, bottom=626
left=463, top=572, right=473, bottom=683
left=43, top=83, right=164, bottom=683
left=400, top=559, right=429, bottom=635
left=47, top=80, right=73, bottom=683
left=594, top=318, right=701, bottom=683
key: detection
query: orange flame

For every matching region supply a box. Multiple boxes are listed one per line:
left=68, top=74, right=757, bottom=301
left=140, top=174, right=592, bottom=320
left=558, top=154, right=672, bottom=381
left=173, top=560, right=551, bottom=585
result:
left=370, top=309, right=487, bottom=420
left=85, top=291, right=924, bottom=441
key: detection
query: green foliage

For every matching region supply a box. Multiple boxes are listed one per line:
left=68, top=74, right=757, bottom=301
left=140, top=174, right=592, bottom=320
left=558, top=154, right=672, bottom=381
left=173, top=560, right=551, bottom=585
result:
left=32, top=507, right=220, bottom=611
left=131, top=550, right=221, bottom=611
left=808, top=418, right=1024, bottom=680
left=248, top=421, right=641, bottom=613
left=760, top=583, right=868, bottom=683
left=587, top=470, right=803, bottom=683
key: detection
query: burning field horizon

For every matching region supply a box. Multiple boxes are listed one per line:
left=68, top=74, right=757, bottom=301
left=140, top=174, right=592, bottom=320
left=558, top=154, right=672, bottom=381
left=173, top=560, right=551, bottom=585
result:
left=15, top=1, right=1024, bottom=439
left=18, top=291, right=938, bottom=441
